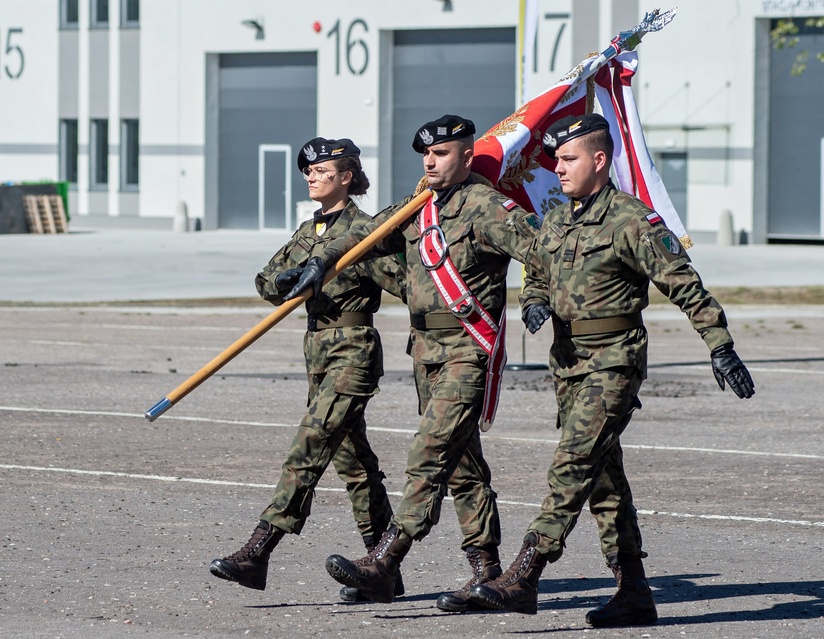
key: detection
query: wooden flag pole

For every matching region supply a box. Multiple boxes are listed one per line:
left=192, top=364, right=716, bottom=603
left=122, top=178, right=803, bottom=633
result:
left=145, top=188, right=433, bottom=422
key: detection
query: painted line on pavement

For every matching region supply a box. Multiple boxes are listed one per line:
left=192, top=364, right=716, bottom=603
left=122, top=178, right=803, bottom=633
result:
left=2, top=462, right=822, bottom=529
left=2, top=405, right=823, bottom=461
left=665, top=364, right=824, bottom=376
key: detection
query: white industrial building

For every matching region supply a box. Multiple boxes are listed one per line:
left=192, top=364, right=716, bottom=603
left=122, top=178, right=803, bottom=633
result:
left=0, top=0, right=823, bottom=243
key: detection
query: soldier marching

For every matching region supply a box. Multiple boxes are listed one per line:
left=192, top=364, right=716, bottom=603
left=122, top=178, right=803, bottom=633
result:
left=213, top=114, right=755, bottom=629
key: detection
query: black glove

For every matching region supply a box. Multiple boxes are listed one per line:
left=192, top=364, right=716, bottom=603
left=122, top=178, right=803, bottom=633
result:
left=523, top=302, right=552, bottom=334
left=711, top=343, right=755, bottom=399
left=283, top=256, right=326, bottom=301
left=274, top=267, right=304, bottom=291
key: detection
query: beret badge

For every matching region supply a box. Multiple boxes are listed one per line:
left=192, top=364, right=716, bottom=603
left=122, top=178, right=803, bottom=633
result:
left=303, top=145, right=317, bottom=163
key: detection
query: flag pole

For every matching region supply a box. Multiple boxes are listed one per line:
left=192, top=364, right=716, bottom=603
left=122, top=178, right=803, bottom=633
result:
left=145, top=188, right=433, bottom=422
left=568, top=8, right=677, bottom=93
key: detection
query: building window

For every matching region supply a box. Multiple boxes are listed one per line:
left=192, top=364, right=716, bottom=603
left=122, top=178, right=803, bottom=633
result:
left=90, top=119, right=109, bottom=189
left=121, top=0, right=139, bottom=27
left=90, top=0, right=109, bottom=28
left=120, top=119, right=139, bottom=190
left=59, top=119, right=79, bottom=185
left=60, top=0, right=79, bottom=28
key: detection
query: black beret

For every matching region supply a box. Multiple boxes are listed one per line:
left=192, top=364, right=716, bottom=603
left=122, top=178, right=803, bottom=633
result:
left=412, top=114, right=476, bottom=153
left=542, top=113, right=610, bottom=159
left=297, top=137, right=360, bottom=171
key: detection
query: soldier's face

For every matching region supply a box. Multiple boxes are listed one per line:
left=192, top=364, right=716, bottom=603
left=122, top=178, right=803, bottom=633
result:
left=554, top=137, right=606, bottom=199
left=422, top=140, right=473, bottom=190
left=304, top=160, right=350, bottom=203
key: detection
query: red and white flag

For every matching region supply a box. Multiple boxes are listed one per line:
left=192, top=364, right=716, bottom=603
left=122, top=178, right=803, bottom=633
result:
left=472, top=63, right=592, bottom=219
left=465, top=11, right=684, bottom=429
left=594, top=51, right=691, bottom=246
left=473, top=41, right=689, bottom=247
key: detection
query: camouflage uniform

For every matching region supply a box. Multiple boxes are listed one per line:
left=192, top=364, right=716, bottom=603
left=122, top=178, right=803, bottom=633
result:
left=519, top=180, right=733, bottom=561
left=318, top=174, right=541, bottom=550
left=254, top=199, right=404, bottom=543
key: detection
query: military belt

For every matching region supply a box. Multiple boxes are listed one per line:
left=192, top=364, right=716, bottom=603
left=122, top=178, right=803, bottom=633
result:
left=551, top=312, right=643, bottom=337
left=307, top=312, right=373, bottom=332
left=409, top=312, right=464, bottom=331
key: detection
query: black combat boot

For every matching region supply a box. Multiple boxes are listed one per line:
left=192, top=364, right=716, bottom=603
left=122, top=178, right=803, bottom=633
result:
left=437, top=546, right=502, bottom=612
left=325, top=525, right=412, bottom=603
left=339, top=538, right=406, bottom=602
left=585, top=559, right=657, bottom=627
left=209, top=520, right=284, bottom=591
left=468, top=533, right=549, bottom=615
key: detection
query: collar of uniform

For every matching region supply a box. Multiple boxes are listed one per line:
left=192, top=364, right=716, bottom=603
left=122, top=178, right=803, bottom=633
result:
left=433, top=175, right=482, bottom=220
left=433, top=182, right=463, bottom=211
left=313, top=199, right=358, bottom=237
left=565, top=180, right=615, bottom=226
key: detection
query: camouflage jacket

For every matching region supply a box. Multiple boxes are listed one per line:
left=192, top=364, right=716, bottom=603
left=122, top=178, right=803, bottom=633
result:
left=520, top=180, right=733, bottom=379
left=318, top=174, right=541, bottom=364
left=255, top=199, right=404, bottom=381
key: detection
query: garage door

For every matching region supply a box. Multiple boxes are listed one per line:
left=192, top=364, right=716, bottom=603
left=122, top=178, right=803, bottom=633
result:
left=218, top=52, right=317, bottom=230
left=390, top=28, right=516, bottom=202
left=768, top=21, right=824, bottom=239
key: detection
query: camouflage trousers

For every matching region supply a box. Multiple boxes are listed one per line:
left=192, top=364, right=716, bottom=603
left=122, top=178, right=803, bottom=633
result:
left=260, top=368, right=393, bottom=545
left=392, top=353, right=501, bottom=551
left=527, top=366, right=645, bottom=564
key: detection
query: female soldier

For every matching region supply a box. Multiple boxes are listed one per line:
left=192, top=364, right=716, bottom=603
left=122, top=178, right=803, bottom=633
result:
left=209, top=137, right=404, bottom=601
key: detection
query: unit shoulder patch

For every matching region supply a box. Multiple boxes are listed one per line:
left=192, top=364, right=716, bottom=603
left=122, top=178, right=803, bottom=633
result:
left=651, top=230, right=687, bottom=263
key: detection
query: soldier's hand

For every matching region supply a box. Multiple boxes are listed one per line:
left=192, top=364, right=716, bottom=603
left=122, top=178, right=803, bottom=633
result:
left=523, top=303, right=552, bottom=334
left=710, top=343, right=755, bottom=399
left=274, top=267, right=304, bottom=291
left=283, top=256, right=326, bottom=301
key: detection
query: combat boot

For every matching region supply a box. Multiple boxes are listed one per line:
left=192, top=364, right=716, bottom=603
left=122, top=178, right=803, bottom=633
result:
left=436, top=546, right=502, bottom=612
left=325, top=525, right=412, bottom=603
left=209, top=520, right=284, bottom=591
left=339, top=539, right=406, bottom=602
left=468, top=532, right=548, bottom=615
left=585, top=559, right=657, bottom=627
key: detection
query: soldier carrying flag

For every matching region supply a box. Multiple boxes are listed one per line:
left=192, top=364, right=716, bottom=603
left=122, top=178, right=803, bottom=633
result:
left=284, top=114, right=542, bottom=611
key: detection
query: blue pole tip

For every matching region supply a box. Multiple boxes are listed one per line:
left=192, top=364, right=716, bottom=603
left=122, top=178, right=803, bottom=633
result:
left=145, top=397, right=173, bottom=422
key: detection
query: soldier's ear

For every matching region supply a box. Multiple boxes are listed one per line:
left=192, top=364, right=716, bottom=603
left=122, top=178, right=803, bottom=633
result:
left=463, top=146, right=474, bottom=168
left=593, top=149, right=608, bottom=173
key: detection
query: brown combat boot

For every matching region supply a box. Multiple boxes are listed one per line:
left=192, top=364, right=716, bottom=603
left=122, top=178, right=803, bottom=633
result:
left=436, top=546, right=502, bottom=612
left=209, top=520, right=284, bottom=591
left=325, top=525, right=412, bottom=603
left=468, top=533, right=548, bottom=615
left=585, top=560, right=658, bottom=627
left=339, top=539, right=406, bottom=602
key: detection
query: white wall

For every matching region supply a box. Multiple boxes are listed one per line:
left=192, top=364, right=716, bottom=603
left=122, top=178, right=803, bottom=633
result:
left=4, top=0, right=821, bottom=239
left=0, top=0, right=58, bottom=183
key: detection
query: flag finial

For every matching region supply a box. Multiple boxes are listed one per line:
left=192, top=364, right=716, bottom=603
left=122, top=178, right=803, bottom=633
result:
left=612, top=8, right=678, bottom=54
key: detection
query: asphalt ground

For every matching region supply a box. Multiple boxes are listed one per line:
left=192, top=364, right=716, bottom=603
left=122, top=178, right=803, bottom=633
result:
left=2, top=298, right=824, bottom=638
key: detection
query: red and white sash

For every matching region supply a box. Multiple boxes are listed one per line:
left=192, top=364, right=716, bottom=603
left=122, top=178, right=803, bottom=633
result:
left=418, top=197, right=507, bottom=431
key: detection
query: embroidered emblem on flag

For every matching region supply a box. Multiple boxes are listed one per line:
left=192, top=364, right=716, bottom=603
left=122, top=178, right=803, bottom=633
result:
left=503, top=199, right=517, bottom=211
left=645, top=212, right=662, bottom=225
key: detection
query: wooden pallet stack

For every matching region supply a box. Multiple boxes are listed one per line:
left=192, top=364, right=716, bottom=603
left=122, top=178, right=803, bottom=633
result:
left=23, top=194, right=69, bottom=234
